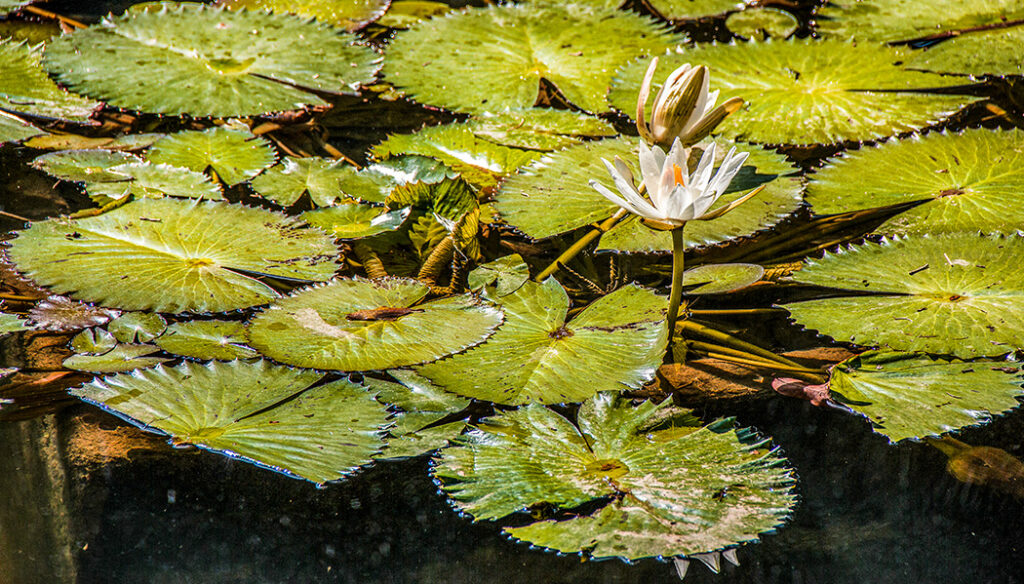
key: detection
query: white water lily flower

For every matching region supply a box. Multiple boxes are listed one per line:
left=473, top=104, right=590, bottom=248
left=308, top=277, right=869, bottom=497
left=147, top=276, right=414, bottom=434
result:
left=589, top=139, right=763, bottom=231
left=636, top=57, right=744, bottom=150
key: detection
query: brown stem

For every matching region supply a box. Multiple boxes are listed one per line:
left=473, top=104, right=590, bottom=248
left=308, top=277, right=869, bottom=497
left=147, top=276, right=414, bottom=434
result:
left=418, top=236, right=455, bottom=286
left=352, top=243, right=387, bottom=279
left=533, top=209, right=630, bottom=282
left=24, top=5, right=86, bottom=29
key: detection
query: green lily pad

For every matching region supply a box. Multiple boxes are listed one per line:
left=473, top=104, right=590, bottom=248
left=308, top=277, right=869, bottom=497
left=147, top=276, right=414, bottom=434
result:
left=154, top=319, right=258, bottom=360
left=32, top=150, right=142, bottom=183
left=246, top=277, right=503, bottom=371
left=726, top=7, right=799, bottom=40
left=63, top=343, right=169, bottom=373
left=302, top=204, right=410, bottom=239
left=0, top=0, right=35, bottom=16
left=72, top=359, right=390, bottom=484
left=417, top=280, right=667, bottom=405
left=814, top=0, right=1024, bottom=42
left=85, top=163, right=224, bottom=203
left=372, top=122, right=543, bottom=191
left=649, top=0, right=746, bottom=20
left=250, top=157, right=356, bottom=207
left=608, top=40, right=978, bottom=145
left=494, top=137, right=803, bottom=251
left=107, top=312, right=168, bottom=343
left=146, top=126, right=276, bottom=186
left=829, top=351, right=1024, bottom=443
left=786, top=234, right=1024, bottom=356
left=806, top=128, right=1024, bottom=236
left=376, top=0, right=452, bottom=29
left=366, top=369, right=470, bottom=459
left=217, top=0, right=391, bottom=32
left=435, top=392, right=796, bottom=559
left=384, top=3, right=683, bottom=114
left=907, top=25, right=1024, bottom=76
left=7, top=198, right=339, bottom=314
left=0, top=112, right=42, bottom=144
left=70, top=328, right=117, bottom=355
left=467, top=254, right=531, bottom=299
left=43, top=4, right=382, bottom=117
left=683, top=263, right=764, bottom=294
left=468, top=109, right=616, bottom=152
left=0, top=39, right=98, bottom=121
left=0, top=312, right=33, bottom=335
left=0, top=19, right=59, bottom=44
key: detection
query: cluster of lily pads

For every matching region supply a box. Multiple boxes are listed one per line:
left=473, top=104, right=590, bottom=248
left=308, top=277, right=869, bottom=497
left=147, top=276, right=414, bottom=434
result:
left=0, top=0, right=1023, bottom=576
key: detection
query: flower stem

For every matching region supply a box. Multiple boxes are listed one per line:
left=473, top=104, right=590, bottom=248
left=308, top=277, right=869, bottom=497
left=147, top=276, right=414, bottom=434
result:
left=677, top=319, right=808, bottom=370
left=666, top=226, right=685, bottom=341
left=532, top=208, right=629, bottom=282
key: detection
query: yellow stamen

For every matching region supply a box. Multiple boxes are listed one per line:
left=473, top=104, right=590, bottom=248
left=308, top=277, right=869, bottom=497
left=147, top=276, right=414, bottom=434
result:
left=672, top=164, right=685, bottom=186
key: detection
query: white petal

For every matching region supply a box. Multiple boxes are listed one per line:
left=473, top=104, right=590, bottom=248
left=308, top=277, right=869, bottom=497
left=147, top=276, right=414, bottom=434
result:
left=612, top=157, right=634, bottom=185
left=709, top=148, right=749, bottom=196
left=638, top=142, right=662, bottom=191
left=590, top=180, right=650, bottom=217
left=682, top=71, right=711, bottom=132
left=690, top=142, right=718, bottom=189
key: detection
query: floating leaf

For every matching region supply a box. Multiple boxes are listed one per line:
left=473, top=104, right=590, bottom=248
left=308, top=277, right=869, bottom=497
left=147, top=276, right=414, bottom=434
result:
left=246, top=277, right=503, bottom=371
left=250, top=157, right=355, bottom=207
left=27, top=295, right=120, bottom=331
left=468, top=109, right=616, bottom=152
left=726, top=7, right=799, bottom=40
left=153, top=319, right=258, bottom=360
left=0, top=0, right=35, bottom=16
left=814, top=0, right=1024, bottom=42
left=829, top=351, right=1024, bottom=443
left=0, top=312, right=33, bottom=335
left=85, top=163, right=224, bottom=203
left=907, top=26, right=1024, bottom=76
left=302, top=204, right=410, bottom=239
left=107, top=312, right=167, bottom=343
left=70, top=327, right=117, bottom=355
left=366, top=369, right=469, bottom=459
left=72, top=359, right=390, bottom=483
left=0, top=112, right=42, bottom=145
left=63, top=343, right=168, bottom=373
left=372, top=122, right=543, bottom=191
left=649, top=0, right=746, bottom=20
left=43, top=4, right=382, bottom=117
left=0, top=39, right=98, bottom=121
left=806, top=128, right=1024, bottom=236
left=146, top=126, right=276, bottom=186
left=418, top=280, right=667, bottom=405
left=217, top=0, right=391, bottom=32
left=435, top=392, right=796, bottom=559
left=786, top=234, right=1024, bottom=356
left=376, top=0, right=452, bottom=29
left=7, top=198, right=339, bottom=314
left=494, top=137, right=802, bottom=251
left=384, top=4, right=682, bottom=114
left=683, top=263, right=764, bottom=294
left=467, top=254, right=530, bottom=299
left=608, top=40, right=978, bottom=145
left=32, top=150, right=141, bottom=183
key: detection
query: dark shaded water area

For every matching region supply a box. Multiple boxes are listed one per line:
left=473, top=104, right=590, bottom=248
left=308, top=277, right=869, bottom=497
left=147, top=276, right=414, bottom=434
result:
left=2, top=0, right=1024, bottom=583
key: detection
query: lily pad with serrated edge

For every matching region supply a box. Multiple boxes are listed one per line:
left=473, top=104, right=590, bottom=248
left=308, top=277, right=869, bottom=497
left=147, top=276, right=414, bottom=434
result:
left=726, top=7, right=799, bottom=40
left=107, top=312, right=167, bottom=343
left=217, top=0, right=390, bottom=32
left=71, top=359, right=390, bottom=483
left=807, top=129, right=1024, bottom=236
left=146, top=126, right=276, bottom=186
left=0, top=0, right=35, bottom=15
left=302, top=204, right=410, bottom=239
left=608, top=39, right=979, bottom=146
left=0, top=112, right=42, bottom=144
left=246, top=277, right=503, bottom=371
left=649, top=0, right=747, bottom=20
left=376, top=0, right=453, bottom=28
left=154, top=319, right=258, bottom=360
left=907, top=25, right=1024, bottom=77
left=71, top=328, right=117, bottom=355
left=494, top=136, right=803, bottom=251
left=86, top=163, right=224, bottom=203
left=829, top=351, right=1024, bottom=443
left=467, top=254, right=530, bottom=299
left=683, top=263, right=764, bottom=294
left=814, top=0, right=1024, bottom=42
left=251, top=157, right=355, bottom=207
left=42, top=4, right=382, bottom=117
left=434, top=392, right=796, bottom=560
left=7, top=198, right=339, bottom=314
left=365, top=369, right=470, bottom=459
left=0, top=39, right=98, bottom=121
left=468, top=109, right=616, bottom=152
left=372, top=122, right=543, bottom=191
left=32, top=150, right=142, bottom=183
left=27, top=295, right=120, bottom=331
left=0, top=312, right=33, bottom=335
left=417, top=280, right=667, bottom=405
left=384, top=3, right=683, bottom=114
left=785, top=234, right=1024, bottom=356
left=63, top=343, right=169, bottom=373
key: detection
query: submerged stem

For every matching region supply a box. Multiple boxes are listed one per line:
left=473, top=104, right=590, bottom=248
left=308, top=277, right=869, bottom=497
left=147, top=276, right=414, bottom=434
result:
left=533, top=208, right=629, bottom=282
left=678, top=319, right=807, bottom=370
left=666, top=226, right=685, bottom=342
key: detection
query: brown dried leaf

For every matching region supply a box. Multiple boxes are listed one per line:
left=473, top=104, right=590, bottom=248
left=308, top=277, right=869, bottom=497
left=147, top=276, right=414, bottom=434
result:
left=28, top=295, right=121, bottom=332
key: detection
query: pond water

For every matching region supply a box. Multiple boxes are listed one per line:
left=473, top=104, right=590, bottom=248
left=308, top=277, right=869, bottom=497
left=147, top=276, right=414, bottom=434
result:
left=3, top=0, right=1024, bottom=583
